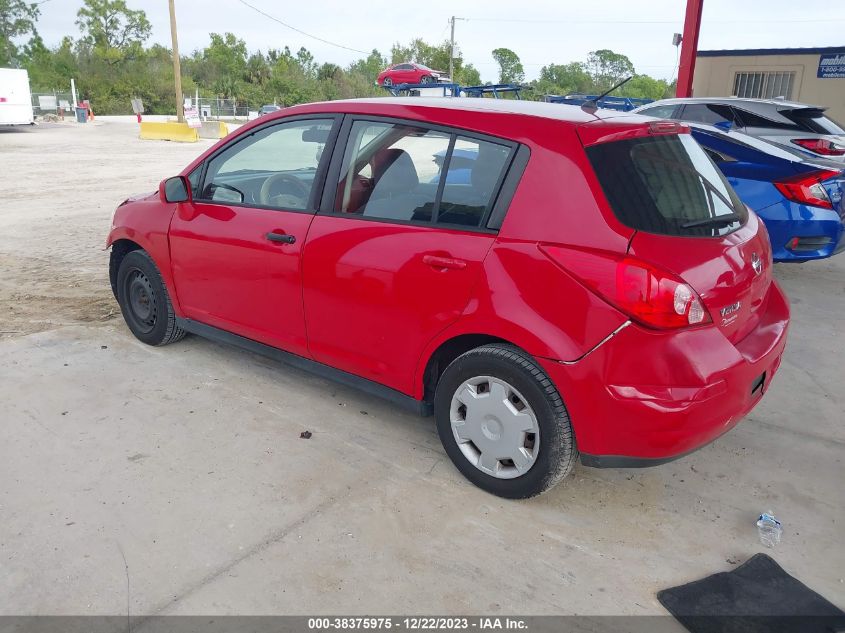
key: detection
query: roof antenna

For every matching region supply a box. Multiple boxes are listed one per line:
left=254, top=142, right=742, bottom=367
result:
left=582, top=76, right=633, bottom=113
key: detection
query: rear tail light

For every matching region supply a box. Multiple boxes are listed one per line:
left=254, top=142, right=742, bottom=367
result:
left=791, top=138, right=845, bottom=156
left=540, top=245, right=711, bottom=329
left=774, top=170, right=840, bottom=210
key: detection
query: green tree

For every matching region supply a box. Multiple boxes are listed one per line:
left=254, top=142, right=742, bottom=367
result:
left=199, top=32, right=248, bottom=97
left=491, top=47, right=525, bottom=84
left=535, top=61, right=592, bottom=95
left=75, top=0, right=150, bottom=64
left=348, top=48, right=387, bottom=84
left=586, top=49, right=635, bottom=91
left=0, top=0, right=39, bottom=66
left=618, top=74, right=673, bottom=100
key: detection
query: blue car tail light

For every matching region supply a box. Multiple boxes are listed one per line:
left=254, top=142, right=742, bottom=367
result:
left=773, top=170, right=840, bottom=210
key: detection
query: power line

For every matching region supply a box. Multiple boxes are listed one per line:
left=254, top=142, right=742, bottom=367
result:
left=235, top=0, right=369, bottom=55
left=462, top=16, right=845, bottom=24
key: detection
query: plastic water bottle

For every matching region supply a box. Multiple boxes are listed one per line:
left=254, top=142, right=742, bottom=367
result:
left=757, top=511, right=783, bottom=547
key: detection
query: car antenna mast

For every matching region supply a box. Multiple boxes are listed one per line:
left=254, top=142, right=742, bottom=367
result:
left=582, top=76, right=633, bottom=112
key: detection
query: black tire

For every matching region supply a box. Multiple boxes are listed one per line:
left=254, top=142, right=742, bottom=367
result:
left=382, top=77, right=393, bottom=87
left=434, top=345, right=577, bottom=498
left=420, top=75, right=433, bottom=84
left=116, top=250, right=186, bottom=346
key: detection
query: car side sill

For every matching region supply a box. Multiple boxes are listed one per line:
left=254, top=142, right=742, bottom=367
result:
left=579, top=452, right=686, bottom=469
left=176, top=318, right=433, bottom=416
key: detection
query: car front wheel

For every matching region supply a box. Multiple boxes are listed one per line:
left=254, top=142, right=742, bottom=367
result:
left=420, top=75, right=433, bottom=84
left=382, top=77, right=393, bottom=87
left=434, top=345, right=577, bottom=498
left=116, top=249, right=186, bottom=346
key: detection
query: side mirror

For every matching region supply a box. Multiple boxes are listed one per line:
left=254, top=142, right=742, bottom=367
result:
left=162, top=176, right=190, bottom=203
left=713, top=120, right=733, bottom=132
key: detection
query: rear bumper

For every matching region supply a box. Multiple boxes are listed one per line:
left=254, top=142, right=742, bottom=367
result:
left=539, top=280, right=790, bottom=465
left=757, top=200, right=844, bottom=261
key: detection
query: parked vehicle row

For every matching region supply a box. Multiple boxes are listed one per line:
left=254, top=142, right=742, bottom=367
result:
left=108, top=98, right=789, bottom=498
left=633, top=98, right=845, bottom=261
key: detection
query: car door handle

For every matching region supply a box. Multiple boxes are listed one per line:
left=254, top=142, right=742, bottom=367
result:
left=266, top=232, right=296, bottom=244
left=423, top=255, right=467, bottom=270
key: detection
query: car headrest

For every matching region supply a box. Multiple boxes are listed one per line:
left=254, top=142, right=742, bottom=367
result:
left=371, top=148, right=419, bottom=193
left=471, top=144, right=508, bottom=195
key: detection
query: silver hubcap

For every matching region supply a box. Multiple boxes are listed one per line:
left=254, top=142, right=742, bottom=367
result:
left=449, top=376, right=540, bottom=479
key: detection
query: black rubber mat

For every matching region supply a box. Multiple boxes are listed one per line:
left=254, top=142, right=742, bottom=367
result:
left=657, top=554, right=845, bottom=633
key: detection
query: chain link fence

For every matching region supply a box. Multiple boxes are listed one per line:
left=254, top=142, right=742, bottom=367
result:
left=31, top=91, right=75, bottom=116
left=192, top=96, right=253, bottom=120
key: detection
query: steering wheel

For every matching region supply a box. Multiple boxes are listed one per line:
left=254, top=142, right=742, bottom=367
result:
left=259, top=173, right=310, bottom=208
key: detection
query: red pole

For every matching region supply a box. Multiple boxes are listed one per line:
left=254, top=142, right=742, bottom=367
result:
left=676, top=0, right=703, bottom=97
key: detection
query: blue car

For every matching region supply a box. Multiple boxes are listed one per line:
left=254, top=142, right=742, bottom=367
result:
left=688, top=124, right=844, bottom=262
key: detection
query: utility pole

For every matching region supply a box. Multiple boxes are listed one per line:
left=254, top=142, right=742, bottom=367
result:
left=449, top=16, right=455, bottom=81
left=448, top=17, right=466, bottom=81
left=168, top=0, right=184, bottom=122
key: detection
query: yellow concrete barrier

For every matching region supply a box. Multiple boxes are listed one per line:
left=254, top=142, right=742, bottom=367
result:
left=139, top=121, right=198, bottom=142
left=199, top=120, right=229, bottom=139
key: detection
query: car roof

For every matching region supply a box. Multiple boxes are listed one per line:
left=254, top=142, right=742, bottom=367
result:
left=282, top=97, right=652, bottom=126
left=639, top=96, right=825, bottom=112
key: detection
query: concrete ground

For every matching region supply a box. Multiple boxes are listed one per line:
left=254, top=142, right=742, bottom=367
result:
left=1, top=118, right=843, bottom=617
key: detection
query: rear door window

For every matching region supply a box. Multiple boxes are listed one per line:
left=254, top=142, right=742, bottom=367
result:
left=586, top=133, right=747, bottom=237
left=333, top=120, right=514, bottom=228
left=679, top=104, right=736, bottom=126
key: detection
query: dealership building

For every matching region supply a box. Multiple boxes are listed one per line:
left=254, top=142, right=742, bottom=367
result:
left=692, top=46, right=845, bottom=122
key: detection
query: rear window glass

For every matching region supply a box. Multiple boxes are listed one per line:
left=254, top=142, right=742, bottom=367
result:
left=781, top=109, right=845, bottom=135
left=586, top=134, right=747, bottom=237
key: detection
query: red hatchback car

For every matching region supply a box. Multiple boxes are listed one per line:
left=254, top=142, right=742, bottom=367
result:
left=108, top=98, right=789, bottom=498
left=377, top=63, right=448, bottom=87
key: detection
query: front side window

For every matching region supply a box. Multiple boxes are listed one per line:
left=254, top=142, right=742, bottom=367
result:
left=334, top=120, right=513, bottom=228
left=199, top=119, right=333, bottom=210
left=187, top=165, right=202, bottom=197
left=586, top=133, right=747, bottom=237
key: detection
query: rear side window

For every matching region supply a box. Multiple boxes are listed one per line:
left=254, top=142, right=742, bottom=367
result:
left=638, top=105, right=679, bottom=119
left=334, top=120, right=513, bottom=228
left=586, top=134, right=747, bottom=237
left=680, top=104, right=736, bottom=126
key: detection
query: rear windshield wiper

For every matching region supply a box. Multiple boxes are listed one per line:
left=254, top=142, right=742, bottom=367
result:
left=680, top=212, right=743, bottom=229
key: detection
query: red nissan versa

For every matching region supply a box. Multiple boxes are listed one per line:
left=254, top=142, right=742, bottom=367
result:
left=107, top=98, right=790, bottom=498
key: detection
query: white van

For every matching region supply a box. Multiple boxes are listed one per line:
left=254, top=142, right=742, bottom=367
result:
left=0, top=68, right=34, bottom=125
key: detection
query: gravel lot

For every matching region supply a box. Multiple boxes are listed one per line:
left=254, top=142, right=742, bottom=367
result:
left=1, top=118, right=843, bottom=617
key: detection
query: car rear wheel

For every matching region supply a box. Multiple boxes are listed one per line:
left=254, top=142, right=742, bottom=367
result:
left=382, top=77, right=393, bottom=87
left=116, top=250, right=186, bottom=346
left=434, top=345, right=577, bottom=498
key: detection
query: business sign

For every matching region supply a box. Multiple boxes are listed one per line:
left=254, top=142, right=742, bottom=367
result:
left=817, top=51, right=845, bottom=78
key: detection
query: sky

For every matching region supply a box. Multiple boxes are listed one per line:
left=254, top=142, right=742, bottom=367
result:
left=31, top=0, right=845, bottom=83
